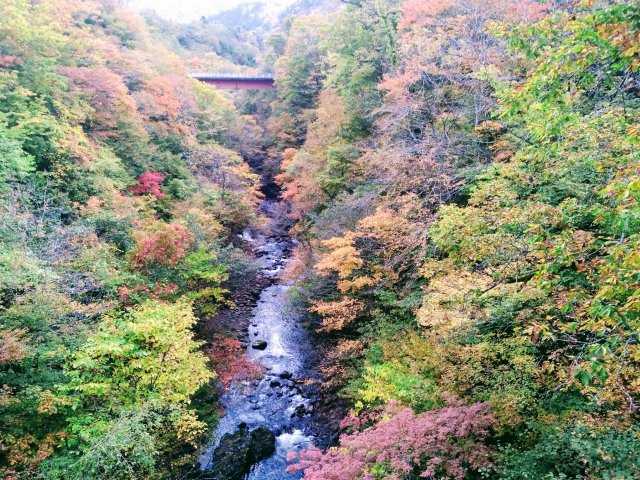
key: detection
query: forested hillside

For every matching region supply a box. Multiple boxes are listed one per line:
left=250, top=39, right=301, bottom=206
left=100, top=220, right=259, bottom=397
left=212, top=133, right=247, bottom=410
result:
left=273, top=0, right=640, bottom=478
left=1, top=0, right=639, bottom=479
left=0, top=1, right=262, bottom=478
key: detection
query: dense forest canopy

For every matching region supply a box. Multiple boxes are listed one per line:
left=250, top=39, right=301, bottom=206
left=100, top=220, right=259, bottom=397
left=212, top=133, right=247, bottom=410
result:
left=1, top=0, right=639, bottom=479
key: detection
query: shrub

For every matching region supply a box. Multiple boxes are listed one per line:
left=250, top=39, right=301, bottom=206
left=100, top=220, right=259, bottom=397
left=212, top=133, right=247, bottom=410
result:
left=498, top=423, right=640, bottom=480
left=288, top=401, right=495, bottom=480
left=131, top=222, right=193, bottom=269
left=130, top=171, right=166, bottom=199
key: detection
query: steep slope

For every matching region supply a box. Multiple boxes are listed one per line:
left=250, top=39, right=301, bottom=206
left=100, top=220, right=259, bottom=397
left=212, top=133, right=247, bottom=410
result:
left=0, top=1, right=263, bottom=478
left=272, top=0, right=640, bottom=478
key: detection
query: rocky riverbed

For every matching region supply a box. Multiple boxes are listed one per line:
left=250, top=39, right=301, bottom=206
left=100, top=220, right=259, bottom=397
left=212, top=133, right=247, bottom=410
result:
left=198, top=201, right=320, bottom=480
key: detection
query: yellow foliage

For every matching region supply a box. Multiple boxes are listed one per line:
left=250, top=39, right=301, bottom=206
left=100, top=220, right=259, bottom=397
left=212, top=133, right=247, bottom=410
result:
left=315, top=233, right=363, bottom=280
left=305, top=90, right=347, bottom=155
left=172, top=196, right=225, bottom=245
left=173, top=409, right=207, bottom=448
left=310, top=297, right=365, bottom=332
left=597, top=22, right=640, bottom=70
left=417, top=260, right=492, bottom=332
left=36, top=390, right=70, bottom=415
left=338, top=274, right=378, bottom=293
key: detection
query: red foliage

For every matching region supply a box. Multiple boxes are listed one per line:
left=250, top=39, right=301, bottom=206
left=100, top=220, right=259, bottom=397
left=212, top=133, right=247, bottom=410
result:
left=131, top=222, right=193, bottom=268
left=130, top=171, right=166, bottom=198
left=0, top=55, right=20, bottom=68
left=152, top=282, right=179, bottom=297
left=208, top=337, right=263, bottom=388
left=117, top=284, right=150, bottom=304
left=287, top=401, right=495, bottom=480
left=338, top=406, right=384, bottom=432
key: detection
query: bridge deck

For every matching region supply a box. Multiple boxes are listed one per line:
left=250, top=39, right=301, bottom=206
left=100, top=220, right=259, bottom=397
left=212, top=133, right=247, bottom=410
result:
left=191, top=73, right=275, bottom=90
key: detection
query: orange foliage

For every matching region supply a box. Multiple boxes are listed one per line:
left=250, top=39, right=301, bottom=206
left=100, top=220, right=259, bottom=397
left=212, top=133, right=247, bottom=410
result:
left=279, top=148, right=298, bottom=171
left=385, top=0, right=546, bottom=97
left=0, top=329, right=28, bottom=364
left=61, top=67, right=140, bottom=137
left=276, top=90, right=347, bottom=219
left=134, top=75, right=191, bottom=136
left=372, top=0, right=547, bottom=227
left=598, top=22, right=640, bottom=69
left=399, top=0, right=455, bottom=29
left=315, top=233, right=362, bottom=282
left=313, top=196, right=429, bottom=297
left=310, top=297, right=365, bottom=332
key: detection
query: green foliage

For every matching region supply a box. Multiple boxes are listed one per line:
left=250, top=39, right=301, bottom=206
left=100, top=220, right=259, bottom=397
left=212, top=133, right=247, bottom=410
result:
left=325, top=0, right=399, bottom=139
left=278, top=1, right=640, bottom=479
left=46, top=408, right=158, bottom=480
left=65, top=300, right=212, bottom=407
left=349, top=332, right=441, bottom=413
left=358, top=362, right=439, bottom=412
left=419, top=1, right=640, bottom=476
left=499, top=423, right=640, bottom=480
left=0, top=125, right=34, bottom=189
left=273, top=15, right=329, bottom=146
left=178, top=248, right=229, bottom=315
left=42, top=402, right=207, bottom=480
left=318, top=144, right=360, bottom=198
left=427, top=1, right=640, bottom=409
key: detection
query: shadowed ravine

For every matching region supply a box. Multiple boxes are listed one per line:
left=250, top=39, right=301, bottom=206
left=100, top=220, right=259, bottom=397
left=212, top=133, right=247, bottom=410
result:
left=198, top=200, right=316, bottom=480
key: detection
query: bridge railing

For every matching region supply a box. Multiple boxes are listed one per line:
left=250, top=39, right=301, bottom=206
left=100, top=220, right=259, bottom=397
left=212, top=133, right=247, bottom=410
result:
left=190, top=73, right=276, bottom=90
left=190, top=73, right=275, bottom=81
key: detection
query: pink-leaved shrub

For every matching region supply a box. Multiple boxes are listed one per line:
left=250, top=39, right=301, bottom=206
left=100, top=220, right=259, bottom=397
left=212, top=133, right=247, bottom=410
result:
left=287, top=401, right=495, bottom=480
left=131, top=171, right=166, bottom=198
left=131, top=222, right=192, bottom=268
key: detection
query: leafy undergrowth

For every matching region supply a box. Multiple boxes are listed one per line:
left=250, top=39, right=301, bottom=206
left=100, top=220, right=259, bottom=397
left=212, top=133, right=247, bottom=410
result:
left=273, top=0, right=640, bottom=478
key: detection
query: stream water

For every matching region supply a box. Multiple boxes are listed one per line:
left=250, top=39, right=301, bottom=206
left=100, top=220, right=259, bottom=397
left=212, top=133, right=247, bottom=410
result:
left=198, top=201, right=316, bottom=479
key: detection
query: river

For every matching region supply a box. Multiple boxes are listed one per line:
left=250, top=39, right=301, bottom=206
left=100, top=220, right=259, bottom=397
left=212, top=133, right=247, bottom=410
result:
left=198, top=200, right=316, bottom=479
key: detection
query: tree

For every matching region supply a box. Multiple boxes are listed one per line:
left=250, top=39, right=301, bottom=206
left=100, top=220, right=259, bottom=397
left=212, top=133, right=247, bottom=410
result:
left=130, top=171, right=166, bottom=198
left=65, top=300, right=213, bottom=407
left=272, top=14, right=330, bottom=147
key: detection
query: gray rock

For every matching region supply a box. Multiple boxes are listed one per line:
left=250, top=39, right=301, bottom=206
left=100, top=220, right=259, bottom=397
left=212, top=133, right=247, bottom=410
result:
left=205, top=423, right=276, bottom=480
left=251, top=340, right=268, bottom=350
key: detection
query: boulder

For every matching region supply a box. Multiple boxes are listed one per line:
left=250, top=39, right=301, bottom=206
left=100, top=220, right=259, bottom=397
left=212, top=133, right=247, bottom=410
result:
left=249, top=426, right=277, bottom=460
left=251, top=340, right=268, bottom=350
left=205, top=423, right=276, bottom=480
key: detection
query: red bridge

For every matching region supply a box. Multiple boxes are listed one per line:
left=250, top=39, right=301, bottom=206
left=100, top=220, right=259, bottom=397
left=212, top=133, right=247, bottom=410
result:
left=191, top=73, right=275, bottom=90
